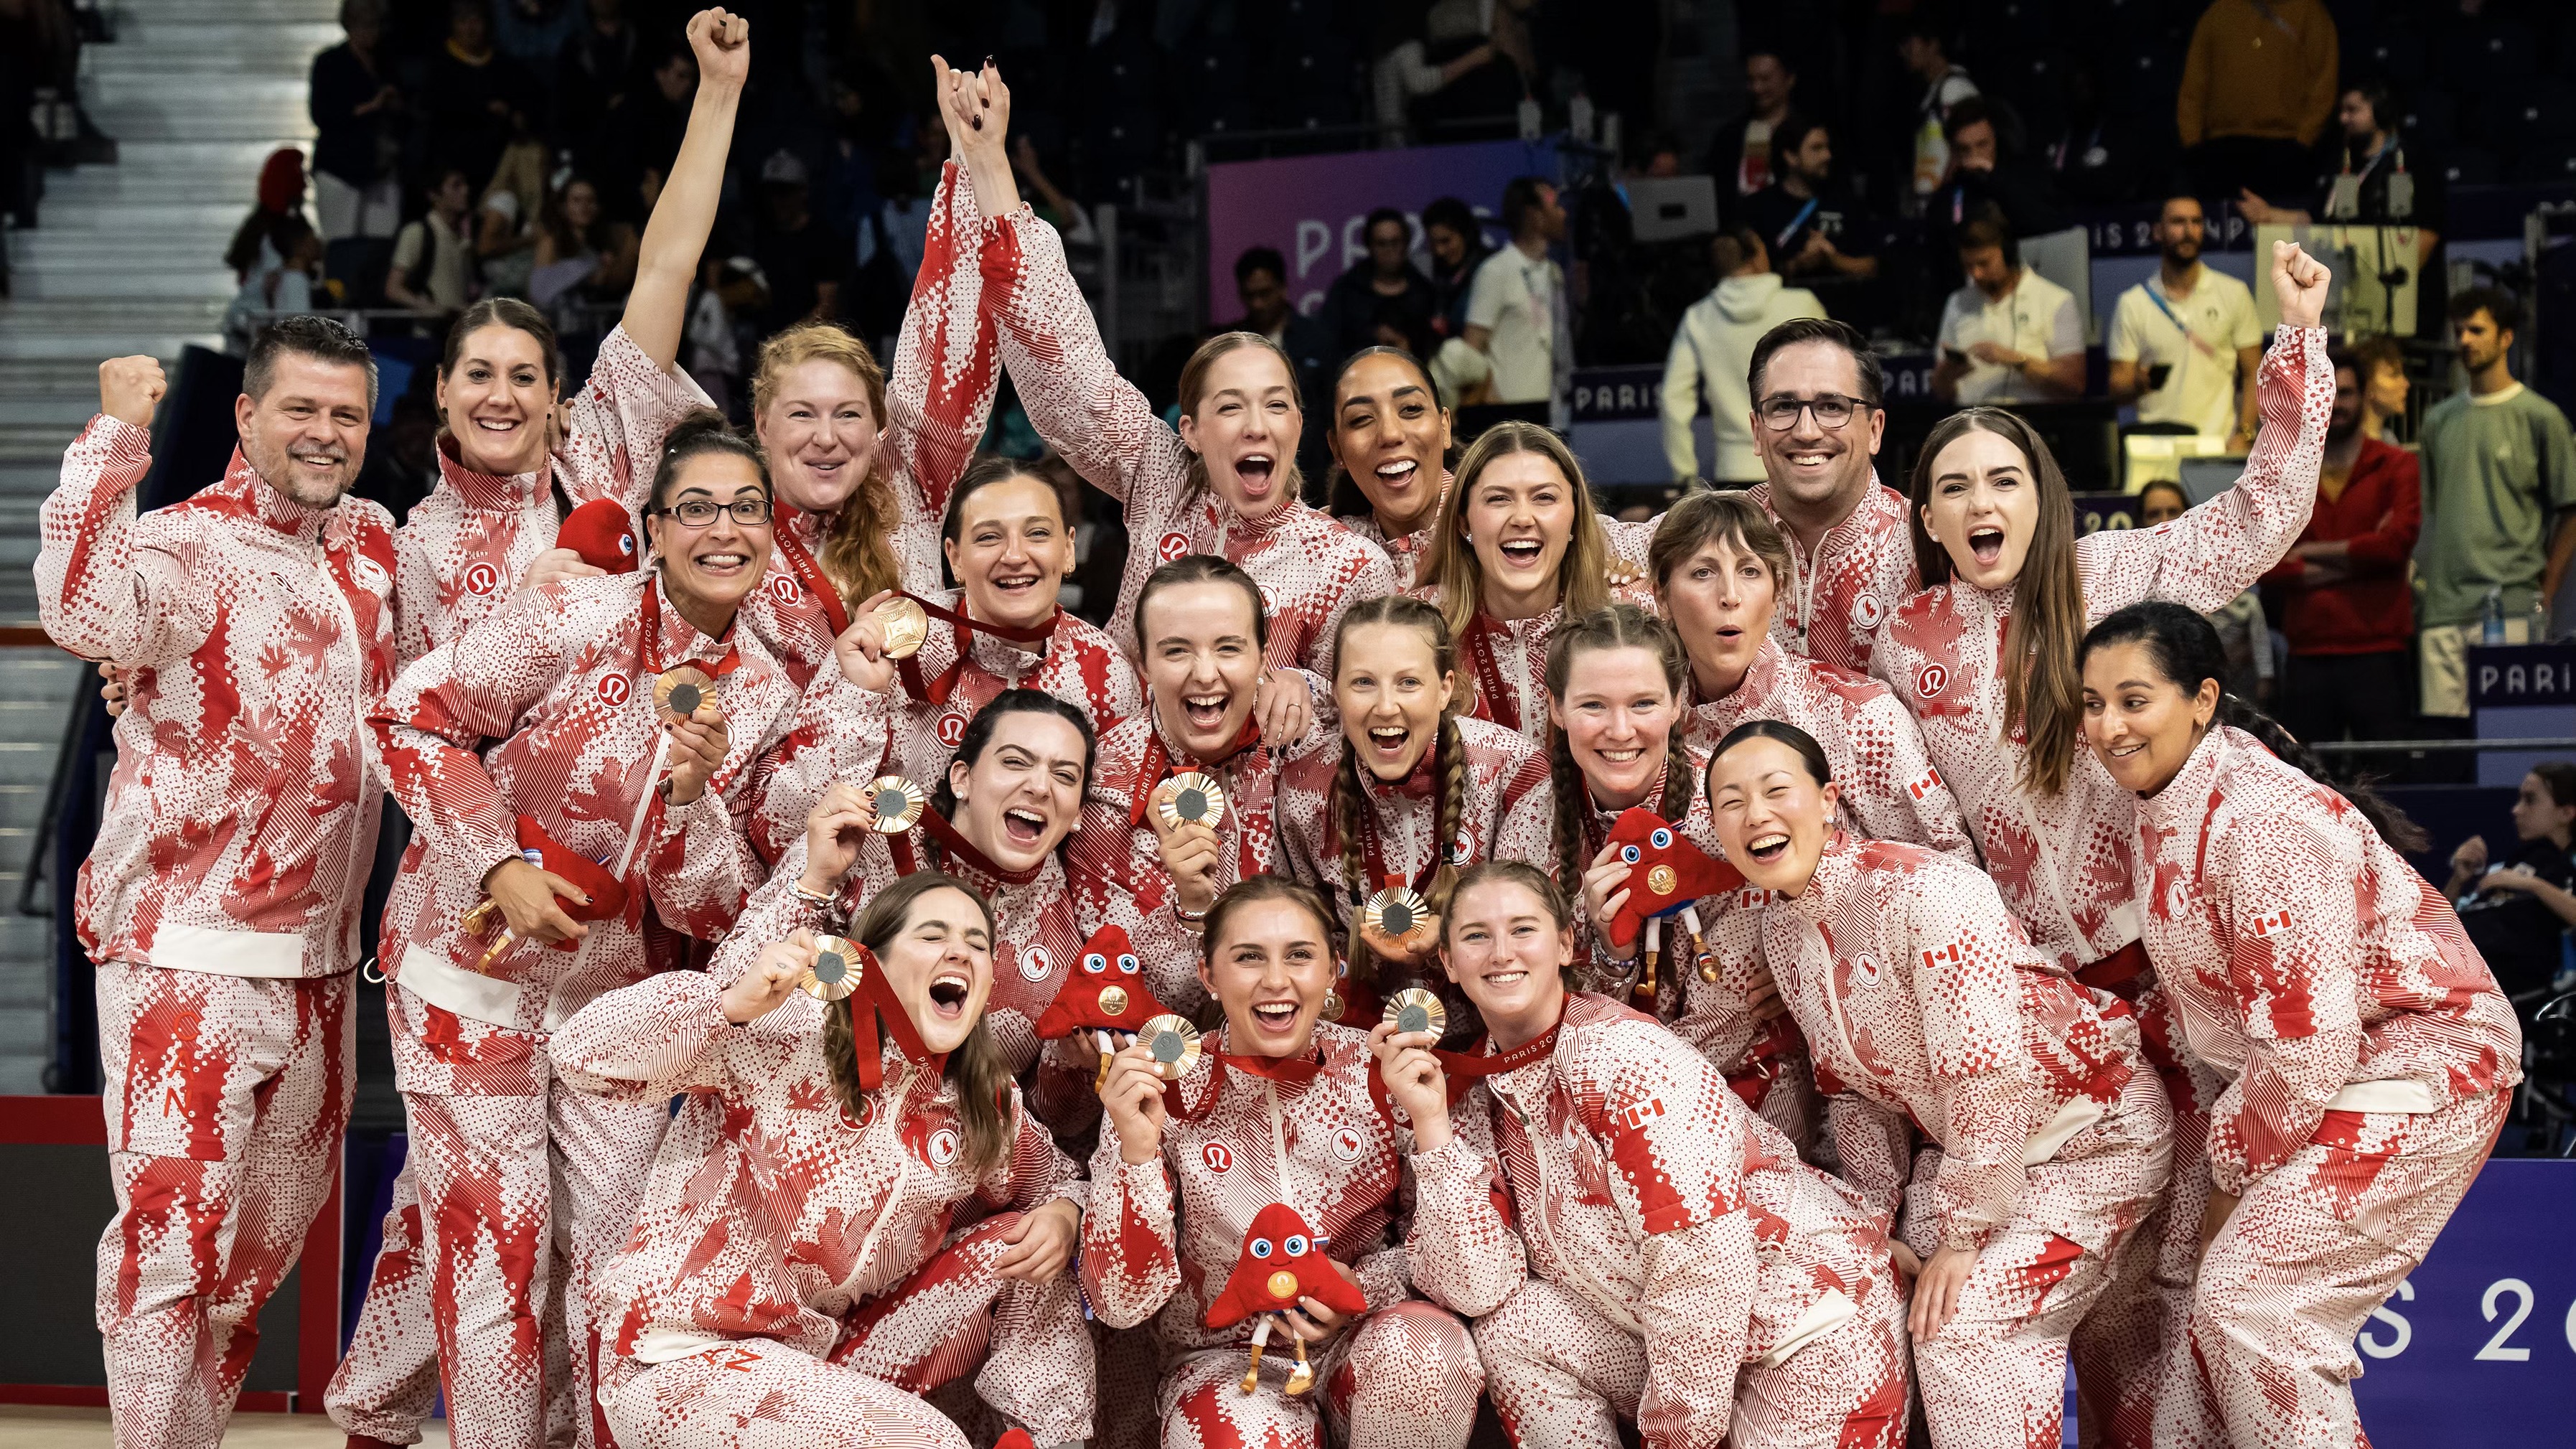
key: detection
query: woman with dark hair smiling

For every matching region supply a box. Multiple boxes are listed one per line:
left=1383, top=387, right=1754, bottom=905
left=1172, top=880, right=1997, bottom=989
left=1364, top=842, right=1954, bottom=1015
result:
left=366, top=413, right=805, bottom=1447
left=1326, top=345, right=1455, bottom=588
left=1385, top=862, right=1909, bottom=1448
left=2078, top=600, right=2518, bottom=1448
left=1704, top=721, right=2172, bottom=1449
left=556, top=870, right=1093, bottom=1447
left=1088, top=876, right=1484, bottom=1449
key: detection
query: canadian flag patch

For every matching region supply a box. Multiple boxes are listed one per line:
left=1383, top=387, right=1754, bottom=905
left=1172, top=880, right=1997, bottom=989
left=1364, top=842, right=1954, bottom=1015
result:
left=1736, top=886, right=1770, bottom=909
left=2248, top=909, right=2292, bottom=937
left=1614, top=1094, right=1667, bottom=1130
left=1908, top=766, right=1943, bottom=800
left=1920, top=942, right=1963, bottom=970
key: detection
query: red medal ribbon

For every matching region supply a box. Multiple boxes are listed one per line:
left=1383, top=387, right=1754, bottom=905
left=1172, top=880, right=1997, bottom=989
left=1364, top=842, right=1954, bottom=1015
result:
left=1462, top=612, right=1519, bottom=733
left=845, top=940, right=950, bottom=1093
left=916, top=805, right=1047, bottom=886
left=640, top=576, right=741, bottom=679
left=769, top=522, right=852, bottom=637
left=1366, top=1018, right=1562, bottom=1119
left=894, top=594, right=1064, bottom=705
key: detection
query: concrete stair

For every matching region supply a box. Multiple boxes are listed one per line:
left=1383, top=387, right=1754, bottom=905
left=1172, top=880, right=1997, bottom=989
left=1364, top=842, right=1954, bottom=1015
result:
left=0, top=0, right=339, bottom=1092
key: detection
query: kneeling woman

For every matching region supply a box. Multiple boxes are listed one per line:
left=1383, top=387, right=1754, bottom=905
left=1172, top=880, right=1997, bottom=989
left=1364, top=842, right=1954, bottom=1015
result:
left=1277, top=596, right=1554, bottom=1019
left=2079, top=602, right=2520, bottom=1446
left=1390, top=863, right=1910, bottom=1448
left=1705, top=722, right=2173, bottom=1449
left=1087, top=878, right=1483, bottom=1449
left=556, top=871, right=1092, bottom=1448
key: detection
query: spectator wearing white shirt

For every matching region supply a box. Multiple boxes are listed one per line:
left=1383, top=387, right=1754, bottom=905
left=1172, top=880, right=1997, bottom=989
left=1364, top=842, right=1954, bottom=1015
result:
left=1930, top=212, right=2082, bottom=405
left=2108, top=194, right=2262, bottom=448
left=1437, top=175, right=1571, bottom=423
left=1658, top=226, right=1826, bottom=484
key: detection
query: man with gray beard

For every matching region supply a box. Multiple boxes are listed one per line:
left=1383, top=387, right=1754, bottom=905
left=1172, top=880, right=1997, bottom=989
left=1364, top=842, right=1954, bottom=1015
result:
left=36, top=315, right=398, bottom=1449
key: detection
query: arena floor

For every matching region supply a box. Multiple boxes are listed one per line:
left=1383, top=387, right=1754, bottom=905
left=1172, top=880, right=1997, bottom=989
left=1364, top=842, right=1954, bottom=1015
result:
left=0, top=1407, right=451, bottom=1446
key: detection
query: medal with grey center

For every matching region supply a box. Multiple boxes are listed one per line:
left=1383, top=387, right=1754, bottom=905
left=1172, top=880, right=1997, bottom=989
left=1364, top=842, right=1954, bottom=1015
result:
left=1383, top=986, right=1448, bottom=1039
left=1359, top=885, right=1433, bottom=949
left=652, top=665, right=718, bottom=726
left=1135, top=1013, right=1202, bottom=1080
left=1153, top=772, right=1228, bottom=831
left=866, top=775, right=926, bottom=833
left=800, top=934, right=861, bottom=1001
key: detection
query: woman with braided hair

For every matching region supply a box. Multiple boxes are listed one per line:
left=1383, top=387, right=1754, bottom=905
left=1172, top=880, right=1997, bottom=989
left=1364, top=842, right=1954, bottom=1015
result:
left=1540, top=604, right=1812, bottom=1145
left=1276, top=595, right=1555, bottom=1023
left=555, top=869, right=1093, bottom=1448
left=1411, top=421, right=1657, bottom=744
left=2079, top=601, right=2519, bottom=1448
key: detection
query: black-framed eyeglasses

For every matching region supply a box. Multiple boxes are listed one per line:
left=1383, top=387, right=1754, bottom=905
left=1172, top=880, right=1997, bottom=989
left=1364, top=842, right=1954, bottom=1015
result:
left=1756, top=393, right=1869, bottom=431
left=653, top=497, right=774, bottom=527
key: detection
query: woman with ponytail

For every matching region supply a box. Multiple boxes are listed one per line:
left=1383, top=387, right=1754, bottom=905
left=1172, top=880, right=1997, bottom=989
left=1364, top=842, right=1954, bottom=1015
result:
left=971, top=68, right=1398, bottom=682
left=1705, top=721, right=2173, bottom=1449
left=364, top=414, right=807, bottom=1448
left=1275, top=596, right=1555, bottom=1021
left=1088, top=877, right=1483, bottom=1449
left=1386, top=863, right=1910, bottom=1448
left=1540, top=604, right=1819, bottom=1143
left=556, top=871, right=1093, bottom=1448
left=1412, top=421, right=1656, bottom=744
left=1870, top=242, right=2336, bottom=994
left=2079, top=601, right=2519, bottom=1448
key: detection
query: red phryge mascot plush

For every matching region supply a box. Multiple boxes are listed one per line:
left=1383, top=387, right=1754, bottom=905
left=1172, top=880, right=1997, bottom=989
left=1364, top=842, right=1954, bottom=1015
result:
left=1599, top=807, right=1738, bottom=1010
left=1204, top=1202, right=1367, bottom=1395
left=556, top=497, right=642, bottom=574
left=1031, top=925, right=1170, bottom=1083
left=460, top=815, right=631, bottom=972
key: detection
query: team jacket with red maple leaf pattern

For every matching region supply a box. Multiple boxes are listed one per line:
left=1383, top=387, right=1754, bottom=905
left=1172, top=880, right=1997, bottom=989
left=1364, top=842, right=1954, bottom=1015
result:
left=982, top=210, right=1399, bottom=677
left=1748, top=479, right=1919, bottom=676
left=1408, top=993, right=1888, bottom=1446
left=877, top=594, right=1143, bottom=783
left=1064, top=708, right=1334, bottom=1018
left=1869, top=328, right=2332, bottom=973
left=1080, top=1022, right=1416, bottom=1350
left=372, top=571, right=800, bottom=1059
left=1408, top=576, right=1657, bottom=746
left=390, top=322, right=711, bottom=665
left=551, top=969, right=1086, bottom=1362
left=1275, top=715, right=1556, bottom=932
left=746, top=160, right=1006, bottom=685
left=39, top=419, right=398, bottom=977
left=1761, top=834, right=2164, bottom=1252
left=2132, top=725, right=2521, bottom=1196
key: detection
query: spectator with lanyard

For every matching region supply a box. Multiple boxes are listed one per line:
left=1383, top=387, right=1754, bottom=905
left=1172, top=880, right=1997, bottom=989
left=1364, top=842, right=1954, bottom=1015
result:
left=2109, top=195, right=2262, bottom=451
left=1738, top=116, right=1879, bottom=286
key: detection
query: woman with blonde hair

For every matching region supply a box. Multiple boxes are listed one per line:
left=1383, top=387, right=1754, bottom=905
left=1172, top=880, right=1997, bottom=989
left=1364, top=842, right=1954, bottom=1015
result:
left=1412, top=419, right=1655, bottom=743
left=1275, top=595, right=1553, bottom=1020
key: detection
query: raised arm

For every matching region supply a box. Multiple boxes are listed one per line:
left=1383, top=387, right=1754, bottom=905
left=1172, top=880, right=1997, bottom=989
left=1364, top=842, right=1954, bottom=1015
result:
left=37, top=365, right=217, bottom=666
left=550, top=965, right=741, bottom=1098
left=2078, top=245, right=2335, bottom=617
left=879, top=60, right=1011, bottom=522
left=619, top=8, right=746, bottom=372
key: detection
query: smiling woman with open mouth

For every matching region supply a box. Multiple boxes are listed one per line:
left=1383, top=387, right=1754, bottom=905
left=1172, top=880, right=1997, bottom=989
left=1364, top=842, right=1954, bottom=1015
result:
left=1412, top=421, right=1662, bottom=746
left=1087, top=876, right=1486, bottom=1449
left=1275, top=596, right=1555, bottom=1021
left=2077, top=601, right=2521, bottom=1449
left=1387, top=861, right=1913, bottom=1449
left=553, top=869, right=1095, bottom=1448
left=1704, top=721, right=2175, bottom=1449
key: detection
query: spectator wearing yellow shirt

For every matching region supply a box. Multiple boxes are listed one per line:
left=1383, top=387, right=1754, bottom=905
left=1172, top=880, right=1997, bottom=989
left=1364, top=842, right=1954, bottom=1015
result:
left=2177, top=0, right=2339, bottom=205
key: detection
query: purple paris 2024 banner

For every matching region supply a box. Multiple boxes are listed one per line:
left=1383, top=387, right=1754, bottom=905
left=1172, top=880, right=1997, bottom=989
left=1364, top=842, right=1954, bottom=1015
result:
left=1202, top=139, right=1558, bottom=319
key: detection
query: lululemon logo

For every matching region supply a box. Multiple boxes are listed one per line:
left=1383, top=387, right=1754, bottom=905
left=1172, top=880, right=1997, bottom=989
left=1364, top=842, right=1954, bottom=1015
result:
left=596, top=673, right=632, bottom=706
left=1914, top=662, right=1948, bottom=700
left=1202, top=1141, right=1234, bottom=1173
left=1158, top=532, right=1192, bottom=563
left=936, top=713, right=968, bottom=747
left=767, top=573, right=800, bottom=604
left=464, top=561, right=501, bottom=596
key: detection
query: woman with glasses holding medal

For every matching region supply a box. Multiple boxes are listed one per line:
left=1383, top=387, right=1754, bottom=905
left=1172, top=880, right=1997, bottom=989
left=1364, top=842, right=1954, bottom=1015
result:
left=1275, top=596, right=1554, bottom=1026
left=556, top=869, right=1094, bottom=1448
left=1385, top=862, right=1911, bottom=1449
left=1089, top=876, right=1485, bottom=1449
left=365, top=416, right=803, bottom=1448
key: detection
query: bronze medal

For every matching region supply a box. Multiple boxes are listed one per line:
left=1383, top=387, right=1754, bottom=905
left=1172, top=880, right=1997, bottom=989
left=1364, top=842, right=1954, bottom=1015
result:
left=652, top=665, right=718, bottom=725
left=1383, top=985, right=1448, bottom=1040
left=1135, top=1013, right=1202, bottom=1081
left=874, top=596, right=930, bottom=660
left=1359, top=885, right=1434, bottom=952
left=1153, top=772, right=1228, bottom=830
left=866, top=776, right=926, bottom=833
left=798, top=934, right=862, bottom=1001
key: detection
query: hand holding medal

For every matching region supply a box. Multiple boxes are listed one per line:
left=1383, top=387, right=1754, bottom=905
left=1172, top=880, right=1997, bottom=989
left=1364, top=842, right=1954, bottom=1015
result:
left=1368, top=990, right=1456, bottom=1150
left=655, top=664, right=731, bottom=807
left=832, top=590, right=919, bottom=693
left=719, top=929, right=825, bottom=1023
left=1101, top=1013, right=1198, bottom=1166
left=1357, top=881, right=1438, bottom=965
